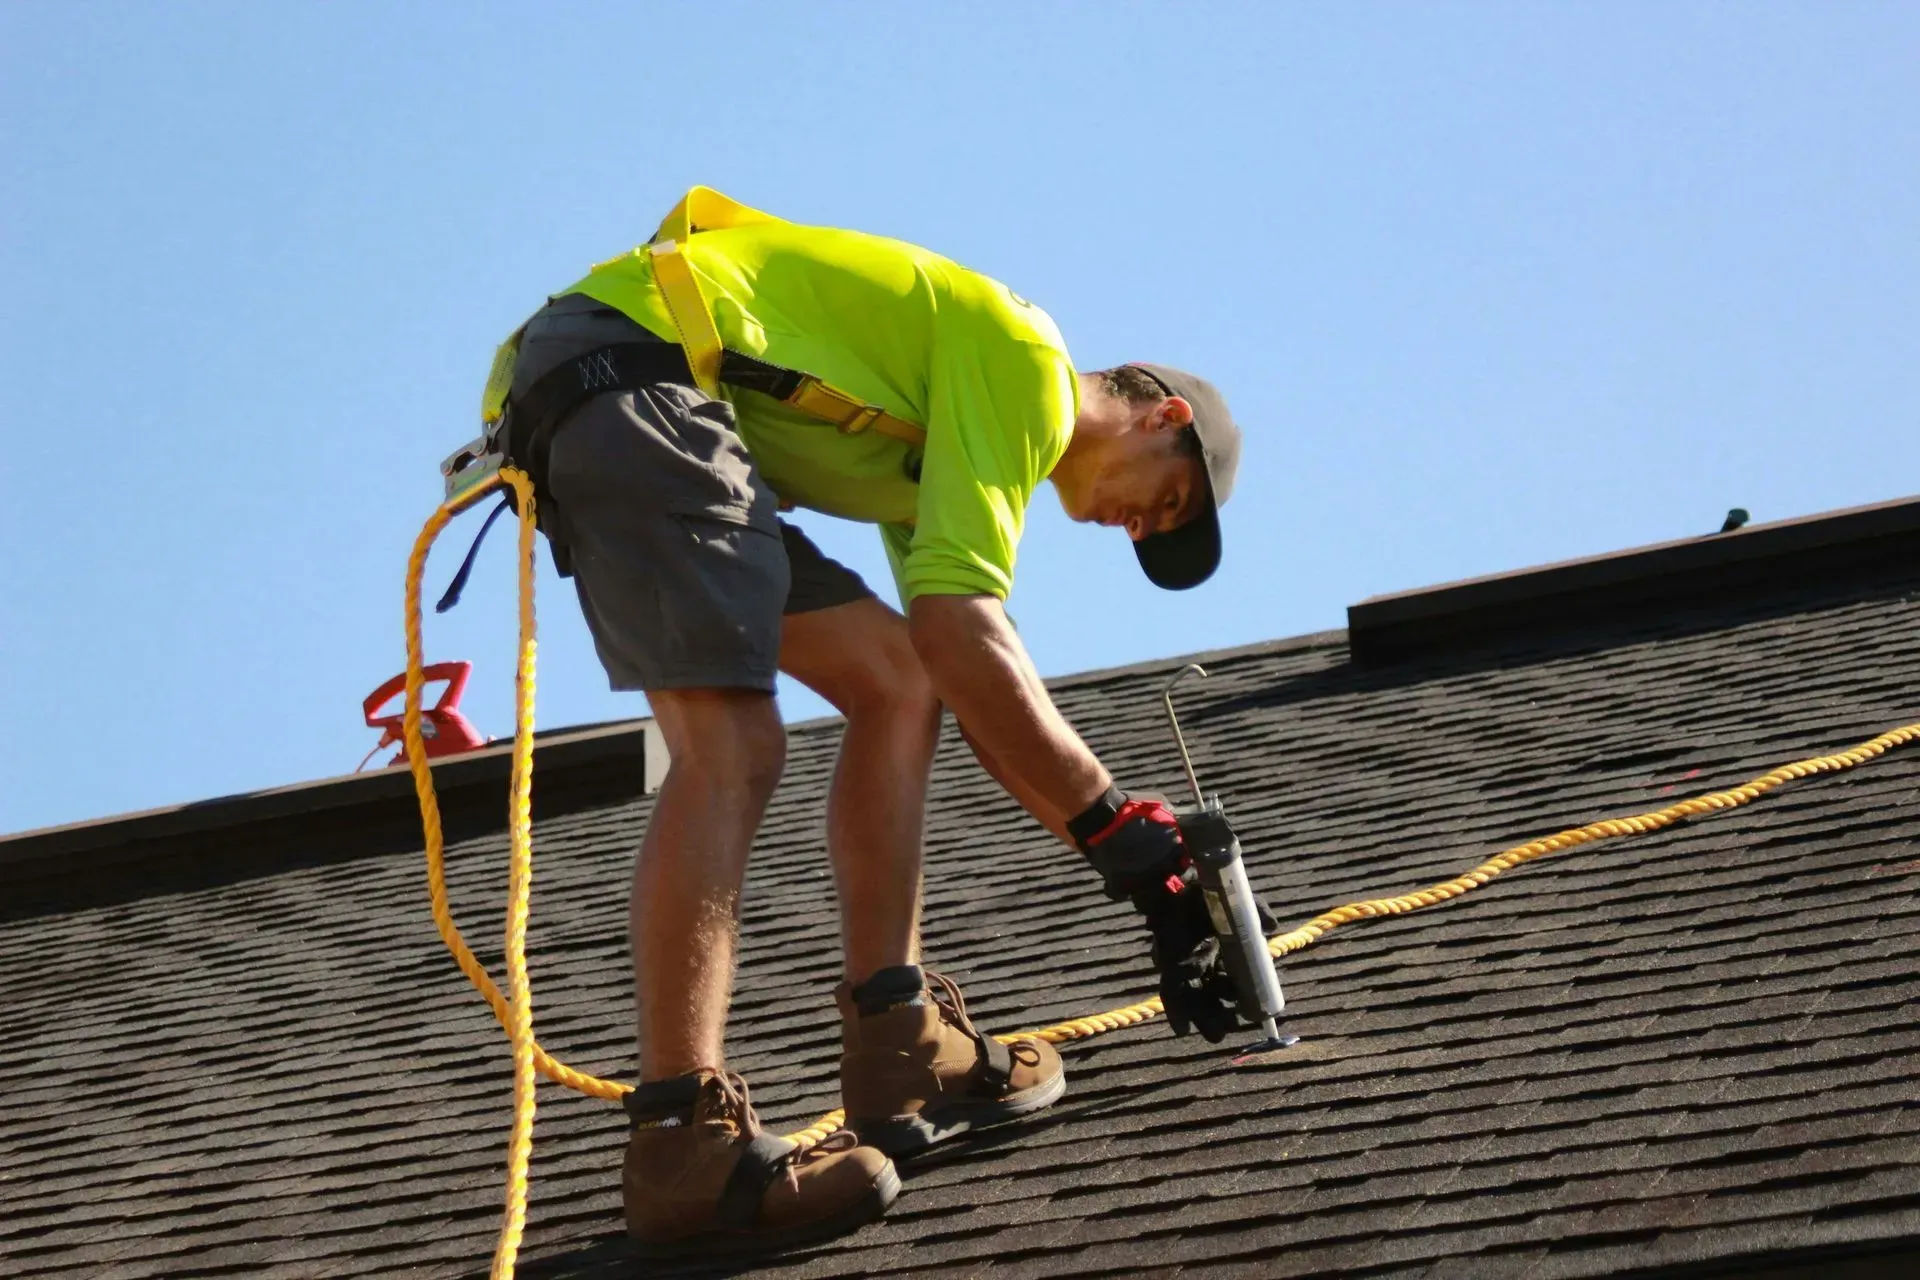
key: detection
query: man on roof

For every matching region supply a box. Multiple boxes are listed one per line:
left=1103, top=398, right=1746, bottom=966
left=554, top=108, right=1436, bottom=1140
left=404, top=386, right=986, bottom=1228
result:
left=493, top=186, right=1247, bottom=1257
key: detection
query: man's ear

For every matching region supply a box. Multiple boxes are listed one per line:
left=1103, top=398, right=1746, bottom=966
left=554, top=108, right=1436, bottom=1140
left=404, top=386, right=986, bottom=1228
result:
left=1151, top=395, right=1195, bottom=432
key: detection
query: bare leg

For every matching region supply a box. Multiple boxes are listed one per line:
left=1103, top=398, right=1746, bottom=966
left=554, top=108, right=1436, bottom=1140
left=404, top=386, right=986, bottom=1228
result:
left=632, top=687, right=786, bottom=1080
left=781, top=599, right=943, bottom=985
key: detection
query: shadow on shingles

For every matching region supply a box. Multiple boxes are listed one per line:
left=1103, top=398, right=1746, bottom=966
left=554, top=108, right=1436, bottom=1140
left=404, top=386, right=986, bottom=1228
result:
left=507, top=1231, right=774, bottom=1280
left=511, top=1067, right=1203, bottom=1279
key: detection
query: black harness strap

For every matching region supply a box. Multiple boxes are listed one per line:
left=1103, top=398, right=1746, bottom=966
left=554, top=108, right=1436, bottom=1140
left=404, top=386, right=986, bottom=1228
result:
left=715, top=349, right=808, bottom=401
left=508, top=339, right=810, bottom=487
left=507, top=340, right=695, bottom=499
left=437, top=338, right=816, bottom=611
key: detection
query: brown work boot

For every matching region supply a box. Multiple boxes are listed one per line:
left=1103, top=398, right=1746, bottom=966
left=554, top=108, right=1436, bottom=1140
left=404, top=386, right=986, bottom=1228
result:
left=622, top=1069, right=898, bottom=1258
left=838, top=965, right=1065, bottom=1158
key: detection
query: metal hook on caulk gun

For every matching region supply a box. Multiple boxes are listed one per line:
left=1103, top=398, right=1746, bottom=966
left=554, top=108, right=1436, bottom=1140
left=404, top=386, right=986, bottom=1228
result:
left=1163, top=663, right=1211, bottom=808
left=1160, top=663, right=1300, bottom=1065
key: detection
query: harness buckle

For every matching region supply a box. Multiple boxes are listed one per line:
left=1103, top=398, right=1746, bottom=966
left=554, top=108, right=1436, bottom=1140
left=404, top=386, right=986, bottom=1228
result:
left=838, top=403, right=884, bottom=436
left=441, top=424, right=506, bottom=505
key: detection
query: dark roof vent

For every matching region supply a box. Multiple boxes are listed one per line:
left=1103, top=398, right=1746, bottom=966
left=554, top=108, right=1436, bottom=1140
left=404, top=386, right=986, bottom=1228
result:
left=1348, top=494, right=1920, bottom=665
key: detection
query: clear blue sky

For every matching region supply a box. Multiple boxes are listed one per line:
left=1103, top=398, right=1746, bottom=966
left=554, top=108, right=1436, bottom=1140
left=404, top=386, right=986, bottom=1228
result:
left=3, top=3, right=1915, bottom=835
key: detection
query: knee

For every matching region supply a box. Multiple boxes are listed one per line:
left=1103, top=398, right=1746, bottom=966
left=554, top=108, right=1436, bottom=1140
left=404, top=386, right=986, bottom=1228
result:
left=788, top=600, right=942, bottom=732
left=731, top=709, right=788, bottom=796
left=840, top=645, right=940, bottom=732
left=657, top=694, right=787, bottom=798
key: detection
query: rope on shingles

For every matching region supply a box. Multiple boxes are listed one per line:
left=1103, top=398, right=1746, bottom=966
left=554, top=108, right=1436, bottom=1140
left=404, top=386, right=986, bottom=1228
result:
left=787, top=722, right=1920, bottom=1146
left=1262, top=721, right=1919, bottom=960
left=402, top=469, right=1920, bottom=1275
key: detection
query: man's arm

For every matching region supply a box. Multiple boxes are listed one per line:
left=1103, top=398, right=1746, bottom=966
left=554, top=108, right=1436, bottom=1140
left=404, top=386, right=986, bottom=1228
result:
left=907, top=593, right=1109, bottom=823
left=957, top=718, right=1073, bottom=846
left=911, top=590, right=1260, bottom=1043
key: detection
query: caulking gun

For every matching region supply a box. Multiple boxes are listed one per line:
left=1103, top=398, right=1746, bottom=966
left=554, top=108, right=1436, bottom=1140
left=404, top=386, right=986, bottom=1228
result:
left=1163, top=664, right=1300, bottom=1065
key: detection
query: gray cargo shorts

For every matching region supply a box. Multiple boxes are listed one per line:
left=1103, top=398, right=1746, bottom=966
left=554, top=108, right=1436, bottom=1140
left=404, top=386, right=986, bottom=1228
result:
left=511, top=293, right=874, bottom=693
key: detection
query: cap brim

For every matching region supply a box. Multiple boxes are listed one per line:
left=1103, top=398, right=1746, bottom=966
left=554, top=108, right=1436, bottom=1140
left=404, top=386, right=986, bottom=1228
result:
left=1134, top=500, right=1221, bottom=591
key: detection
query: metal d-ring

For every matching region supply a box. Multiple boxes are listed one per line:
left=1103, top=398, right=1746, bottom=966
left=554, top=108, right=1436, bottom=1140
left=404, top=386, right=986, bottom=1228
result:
left=1162, top=663, right=1210, bottom=808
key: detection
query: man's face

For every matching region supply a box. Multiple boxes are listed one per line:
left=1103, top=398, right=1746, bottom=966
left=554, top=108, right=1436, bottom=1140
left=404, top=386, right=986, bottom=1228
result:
left=1057, top=419, right=1209, bottom=543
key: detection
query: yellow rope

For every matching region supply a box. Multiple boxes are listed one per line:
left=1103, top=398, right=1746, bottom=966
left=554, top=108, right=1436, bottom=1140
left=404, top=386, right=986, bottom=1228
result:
left=402, top=476, right=1920, bottom=1273
left=402, top=469, right=540, bottom=1280
left=1263, top=721, right=1919, bottom=959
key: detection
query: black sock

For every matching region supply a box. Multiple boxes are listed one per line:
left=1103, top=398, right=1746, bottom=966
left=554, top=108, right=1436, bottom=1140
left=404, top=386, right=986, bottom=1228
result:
left=851, top=964, right=926, bottom=1015
left=623, top=1072, right=703, bottom=1127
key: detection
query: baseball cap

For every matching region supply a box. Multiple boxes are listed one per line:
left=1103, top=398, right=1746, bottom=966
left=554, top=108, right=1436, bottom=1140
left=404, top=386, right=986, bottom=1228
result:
left=1127, top=363, right=1242, bottom=591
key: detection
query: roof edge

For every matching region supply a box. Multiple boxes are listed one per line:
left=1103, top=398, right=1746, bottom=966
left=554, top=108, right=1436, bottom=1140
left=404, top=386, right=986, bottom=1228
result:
left=0, top=719, right=660, bottom=872
left=1349, top=493, right=1920, bottom=663
left=4, top=635, right=1351, bottom=861
left=16, top=494, right=1911, bottom=866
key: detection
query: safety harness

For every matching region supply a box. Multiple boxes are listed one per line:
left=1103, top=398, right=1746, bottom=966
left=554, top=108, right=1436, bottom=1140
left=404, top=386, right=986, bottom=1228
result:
left=435, top=187, right=927, bottom=610
left=440, top=187, right=926, bottom=584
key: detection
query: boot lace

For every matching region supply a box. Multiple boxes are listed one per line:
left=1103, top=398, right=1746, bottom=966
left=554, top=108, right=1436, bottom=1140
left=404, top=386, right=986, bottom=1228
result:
left=925, top=970, right=1043, bottom=1068
left=697, top=1069, right=763, bottom=1141
left=700, top=1069, right=859, bottom=1192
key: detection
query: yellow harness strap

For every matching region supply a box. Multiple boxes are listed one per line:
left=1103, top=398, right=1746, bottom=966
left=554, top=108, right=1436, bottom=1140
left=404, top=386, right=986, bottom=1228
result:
left=480, top=324, right=526, bottom=426
left=476, top=186, right=928, bottom=450
left=650, top=185, right=782, bottom=244
left=646, top=241, right=725, bottom=395
left=784, top=378, right=928, bottom=448
left=646, top=185, right=928, bottom=449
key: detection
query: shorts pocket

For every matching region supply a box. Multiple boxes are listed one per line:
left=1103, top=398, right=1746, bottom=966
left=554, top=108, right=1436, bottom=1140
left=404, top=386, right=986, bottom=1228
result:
left=667, top=510, right=779, bottom=545
left=658, top=512, right=790, bottom=670
left=631, top=386, right=780, bottom=533
left=663, top=495, right=780, bottom=537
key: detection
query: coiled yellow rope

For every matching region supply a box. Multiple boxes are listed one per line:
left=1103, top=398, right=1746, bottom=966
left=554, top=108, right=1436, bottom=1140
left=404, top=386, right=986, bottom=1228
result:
left=402, top=473, right=1919, bottom=1276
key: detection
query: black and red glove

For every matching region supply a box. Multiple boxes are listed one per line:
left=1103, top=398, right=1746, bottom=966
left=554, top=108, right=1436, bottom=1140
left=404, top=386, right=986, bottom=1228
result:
left=1068, top=787, right=1271, bottom=1043
left=1066, top=787, right=1186, bottom=902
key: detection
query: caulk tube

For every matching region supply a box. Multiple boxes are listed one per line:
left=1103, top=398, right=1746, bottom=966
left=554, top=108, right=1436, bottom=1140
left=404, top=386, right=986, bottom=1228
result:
left=1180, top=801, right=1287, bottom=1024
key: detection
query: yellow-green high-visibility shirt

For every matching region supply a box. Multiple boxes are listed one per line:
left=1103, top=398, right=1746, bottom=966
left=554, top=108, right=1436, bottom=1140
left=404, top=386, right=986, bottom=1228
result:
left=558, top=217, right=1079, bottom=603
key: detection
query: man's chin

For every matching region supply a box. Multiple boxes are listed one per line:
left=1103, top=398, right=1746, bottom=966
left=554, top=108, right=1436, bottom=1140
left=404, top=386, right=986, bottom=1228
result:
left=1051, top=484, right=1095, bottom=524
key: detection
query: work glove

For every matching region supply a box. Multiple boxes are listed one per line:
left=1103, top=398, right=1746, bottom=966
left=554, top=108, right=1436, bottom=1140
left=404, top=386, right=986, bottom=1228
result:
left=1067, top=787, right=1277, bottom=1043
left=1134, top=868, right=1277, bottom=1042
left=1066, top=787, right=1186, bottom=901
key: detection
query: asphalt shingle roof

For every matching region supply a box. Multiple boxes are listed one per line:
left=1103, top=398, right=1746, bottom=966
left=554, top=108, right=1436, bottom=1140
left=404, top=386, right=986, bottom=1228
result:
left=4, top=514, right=1919, bottom=1279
